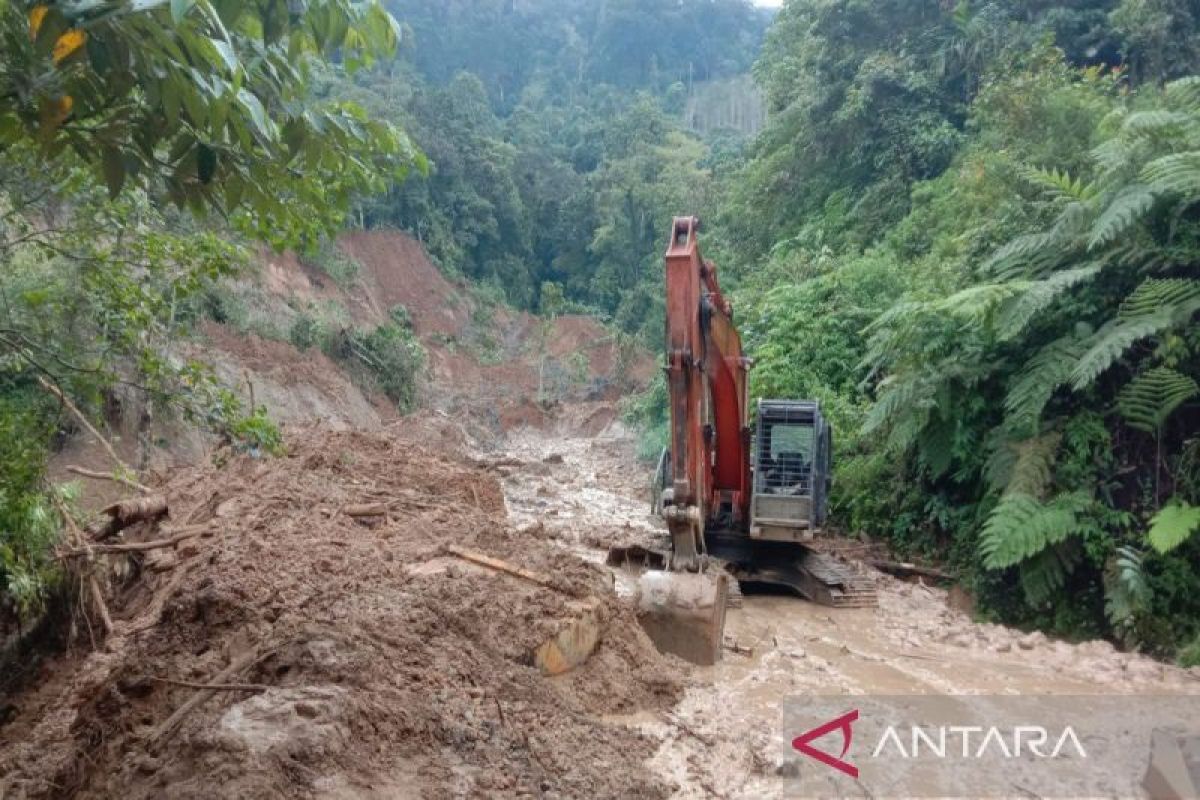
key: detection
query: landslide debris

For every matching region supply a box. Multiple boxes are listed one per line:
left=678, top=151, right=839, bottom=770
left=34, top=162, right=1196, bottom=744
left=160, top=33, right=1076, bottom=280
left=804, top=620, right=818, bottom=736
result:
left=0, top=422, right=682, bottom=799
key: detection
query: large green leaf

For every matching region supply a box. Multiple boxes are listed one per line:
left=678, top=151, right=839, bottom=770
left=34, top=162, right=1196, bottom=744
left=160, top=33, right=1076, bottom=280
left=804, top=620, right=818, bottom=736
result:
left=1148, top=503, right=1200, bottom=554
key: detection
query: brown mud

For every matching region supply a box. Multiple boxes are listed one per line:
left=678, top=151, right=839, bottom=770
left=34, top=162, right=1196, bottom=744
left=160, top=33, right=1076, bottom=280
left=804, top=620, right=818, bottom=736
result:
left=0, top=423, right=683, bottom=799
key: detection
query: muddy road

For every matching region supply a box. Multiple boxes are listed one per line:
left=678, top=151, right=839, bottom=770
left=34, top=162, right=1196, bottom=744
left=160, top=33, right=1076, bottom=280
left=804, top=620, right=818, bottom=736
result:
left=493, top=413, right=1200, bottom=799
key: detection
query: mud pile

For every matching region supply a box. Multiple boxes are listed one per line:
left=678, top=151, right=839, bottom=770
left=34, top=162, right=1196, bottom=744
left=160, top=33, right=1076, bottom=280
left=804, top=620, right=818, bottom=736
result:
left=0, top=423, right=682, bottom=799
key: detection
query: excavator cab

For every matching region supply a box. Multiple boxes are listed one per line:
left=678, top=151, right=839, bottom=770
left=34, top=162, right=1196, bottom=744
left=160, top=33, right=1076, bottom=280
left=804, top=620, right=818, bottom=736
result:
left=750, top=400, right=831, bottom=542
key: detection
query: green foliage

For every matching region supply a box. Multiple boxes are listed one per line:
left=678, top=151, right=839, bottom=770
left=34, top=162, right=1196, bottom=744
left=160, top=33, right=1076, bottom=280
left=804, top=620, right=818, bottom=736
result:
left=1147, top=502, right=1200, bottom=553
left=0, top=1, right=413, bottom=625
left=289, top=312, right=323, bottom=353
left=329, top=309, right=426, bottom=412
left=981, top=492, right=1092, bottom=569
left=225, top=404, right=285, bottom=457
left=1117, top=368, right=1199, bottom=432
left=1105, top=545, right=1152, bottom=642
left=0, top=393, right=60, bottom=622
left=0, top=0, right=418, bottom=248
left=622, top=372, right=670, bottom=464
left=733, top=5, right=1200, bottom=648
left=1179, top=635, right=1200, bottom=668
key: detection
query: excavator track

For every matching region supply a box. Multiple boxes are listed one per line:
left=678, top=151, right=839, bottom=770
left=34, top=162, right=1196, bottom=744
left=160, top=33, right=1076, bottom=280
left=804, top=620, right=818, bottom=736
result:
left=728, top=550, right=877, bottom=608
left=706, top=534, right=880, bottom=609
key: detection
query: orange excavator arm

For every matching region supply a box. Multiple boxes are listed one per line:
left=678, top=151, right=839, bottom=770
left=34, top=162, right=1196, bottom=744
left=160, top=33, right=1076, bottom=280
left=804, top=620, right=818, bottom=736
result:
left=662, top=217, right=752, bottom=568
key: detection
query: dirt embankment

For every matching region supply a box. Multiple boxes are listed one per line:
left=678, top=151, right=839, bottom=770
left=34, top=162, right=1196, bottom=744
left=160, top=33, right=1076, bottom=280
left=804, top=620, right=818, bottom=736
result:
left=1, top=420, right=683, bottom=799
left=251, top=229, right=653, bottom=434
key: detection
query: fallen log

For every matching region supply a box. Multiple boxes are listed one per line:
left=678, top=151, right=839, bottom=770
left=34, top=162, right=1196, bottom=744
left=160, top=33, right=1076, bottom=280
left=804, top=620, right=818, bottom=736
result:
left=868, top=559, right=954, bottom=582
left=88, top=495, right=169, bottom=540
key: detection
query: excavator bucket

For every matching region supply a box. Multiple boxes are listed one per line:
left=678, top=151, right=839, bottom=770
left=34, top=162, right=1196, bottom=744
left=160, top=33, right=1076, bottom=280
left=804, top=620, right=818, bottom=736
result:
left=633, top=570, right=729, bottom=666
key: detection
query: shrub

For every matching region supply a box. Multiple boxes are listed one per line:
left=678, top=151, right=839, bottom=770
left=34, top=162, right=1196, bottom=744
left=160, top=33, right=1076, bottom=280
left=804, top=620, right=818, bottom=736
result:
left=289, top=312, right=322, bottom=352
left=0, top=392, right=60, bottom=624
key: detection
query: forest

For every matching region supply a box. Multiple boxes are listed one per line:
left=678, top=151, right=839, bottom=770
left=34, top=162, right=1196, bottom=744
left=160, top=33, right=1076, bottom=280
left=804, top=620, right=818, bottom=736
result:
left=1, top=0, right=1199, bottom=665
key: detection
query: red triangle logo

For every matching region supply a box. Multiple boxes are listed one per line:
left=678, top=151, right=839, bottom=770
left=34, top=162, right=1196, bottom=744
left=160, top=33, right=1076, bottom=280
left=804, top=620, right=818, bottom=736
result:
left=792, top=709, right=860, bottom=779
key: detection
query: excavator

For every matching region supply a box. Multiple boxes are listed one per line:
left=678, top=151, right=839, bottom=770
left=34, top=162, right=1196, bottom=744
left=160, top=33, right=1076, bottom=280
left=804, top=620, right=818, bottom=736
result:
left=613, top=217, right=876, bottom=665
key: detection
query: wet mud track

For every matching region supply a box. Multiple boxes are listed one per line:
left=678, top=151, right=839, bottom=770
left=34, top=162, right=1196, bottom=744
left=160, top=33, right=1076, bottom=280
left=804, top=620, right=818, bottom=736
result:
left=493, top=415, right=1200, bottom=799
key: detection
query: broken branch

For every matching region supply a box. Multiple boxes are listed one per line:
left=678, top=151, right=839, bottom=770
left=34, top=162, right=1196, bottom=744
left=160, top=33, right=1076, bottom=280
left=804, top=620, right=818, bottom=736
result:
left=149, top=676, right=271, bottom=692
left=60, top=525, right=206, bottom=558
left=148, top=648, right=271, bottom=748
left=66, top=465, right=151, bottom=494
left=37, top=376, right=141, bottom=485
left=446, top=545, right=560, bottom=592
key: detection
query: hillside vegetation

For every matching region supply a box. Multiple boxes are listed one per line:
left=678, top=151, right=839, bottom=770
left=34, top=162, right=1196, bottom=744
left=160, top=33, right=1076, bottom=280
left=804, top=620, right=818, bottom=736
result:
left=720, top=0, right=1200, bottom=657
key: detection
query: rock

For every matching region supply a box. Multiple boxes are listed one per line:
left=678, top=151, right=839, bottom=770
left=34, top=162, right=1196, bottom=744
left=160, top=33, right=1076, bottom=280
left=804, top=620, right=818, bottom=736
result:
left=543, top=454, right=565, bottom=465
left=1018, top=631, right=1046, bottom=651
left=995, top=642, right=1013, bottom=654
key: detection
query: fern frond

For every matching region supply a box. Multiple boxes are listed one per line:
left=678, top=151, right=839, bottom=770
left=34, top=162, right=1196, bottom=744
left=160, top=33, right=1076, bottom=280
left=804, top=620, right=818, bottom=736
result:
left=1165, top=76, right=1200, bottom=113
left=1147, top=502, right=1200, bottom=554
left=982, top=230, right=1062, bottom=277
left=1104, top=546, right=1151, bottom=635
left=1087, top=185, right=1156, bottom=250
left=980, top=491, right=1090, bottom=569
left=1071, top=280, right=1200, bottom=388
left=1009, top=433, right=1061, bottom=497
left=1121, top=111, right=1195, bottom=139
left=985, top=433, right=1061, bottom=496
left=937, top=282, right=1027, bottom=328
left=1118, top=278, right=1200, bottom=320
left=1093, top=136, right=1136, bottom=174
left=1070, top=316, right=1171, bottom=389
left=1117, top=367, right=1199, bottom=432
left=1020, top=540, right=1082, bottom=606
left=1004, top=334, right=1086, bottom=432
left=1141, top=152, right=1200, bottom=198
left=1020, top=165, right=1098, bottom=202
left=994, top=264, right=1103, bottom=340
left=920, top=416, right=957, bottom=479
left=863, top=375, right=932, bottom=444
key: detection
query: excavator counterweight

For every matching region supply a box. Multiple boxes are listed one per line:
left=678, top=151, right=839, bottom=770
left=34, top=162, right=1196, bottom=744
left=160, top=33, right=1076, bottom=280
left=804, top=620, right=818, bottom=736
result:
left=621, top=217, right=877, bottom=665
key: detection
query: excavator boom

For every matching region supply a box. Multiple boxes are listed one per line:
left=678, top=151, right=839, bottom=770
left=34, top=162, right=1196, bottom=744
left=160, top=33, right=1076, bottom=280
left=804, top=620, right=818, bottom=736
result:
left=663, top=216, right=752, bottom=566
